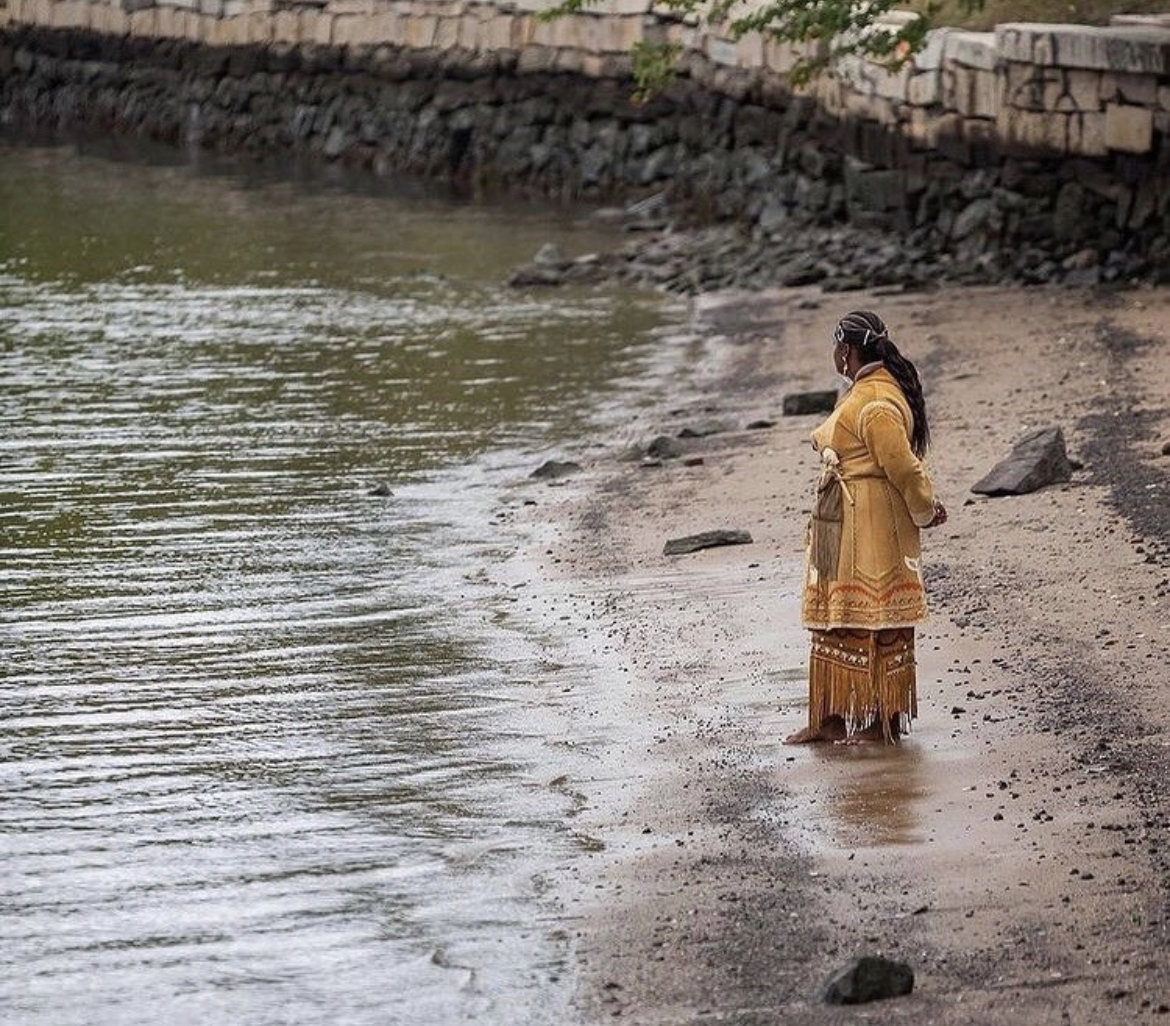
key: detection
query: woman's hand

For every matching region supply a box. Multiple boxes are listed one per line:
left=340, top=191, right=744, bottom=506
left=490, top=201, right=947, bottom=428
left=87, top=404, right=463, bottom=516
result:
left=926, top=501, right=948, bottom=529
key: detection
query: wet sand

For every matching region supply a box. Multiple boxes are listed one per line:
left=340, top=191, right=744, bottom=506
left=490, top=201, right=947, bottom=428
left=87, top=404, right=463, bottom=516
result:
left=496, top=284, right=1170, bottom=1024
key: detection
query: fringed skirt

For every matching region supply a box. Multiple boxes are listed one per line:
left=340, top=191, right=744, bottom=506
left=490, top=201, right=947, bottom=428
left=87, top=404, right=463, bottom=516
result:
left=808, top=627, right=917, bottom=741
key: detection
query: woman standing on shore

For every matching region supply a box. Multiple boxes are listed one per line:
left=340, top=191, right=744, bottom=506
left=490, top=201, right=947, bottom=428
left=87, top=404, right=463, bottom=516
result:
left=785, top=311, right=946, bottom=745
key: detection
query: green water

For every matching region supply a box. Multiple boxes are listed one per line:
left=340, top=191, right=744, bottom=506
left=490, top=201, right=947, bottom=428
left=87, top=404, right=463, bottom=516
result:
left=0, top=137, right=681, bottom=1025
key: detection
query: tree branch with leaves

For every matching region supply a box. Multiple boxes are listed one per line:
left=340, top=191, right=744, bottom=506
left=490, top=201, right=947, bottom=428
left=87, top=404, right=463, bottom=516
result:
left=540, top=0, right=983, bottom=96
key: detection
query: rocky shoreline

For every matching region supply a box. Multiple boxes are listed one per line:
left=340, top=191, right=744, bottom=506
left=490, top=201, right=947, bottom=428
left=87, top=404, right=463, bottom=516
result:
left=510, top=188, right=1165, bottom=296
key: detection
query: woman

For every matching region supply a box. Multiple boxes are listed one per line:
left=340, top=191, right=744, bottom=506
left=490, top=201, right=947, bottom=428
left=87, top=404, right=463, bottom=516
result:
left=785, top=310, right=946, bottom=745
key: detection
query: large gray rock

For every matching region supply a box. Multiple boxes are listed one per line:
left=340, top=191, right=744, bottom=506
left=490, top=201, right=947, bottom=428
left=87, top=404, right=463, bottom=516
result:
left=677, top=419, right=730, bottom=439
left=783, top=390, right=838, bottom=416
left=663, top=530, right=752, bottom=556
left=531, top=459, right=582, bottom=481
left=823, top=956, right=914, bottom=1005
left=647, top=435, right=685, bottom=459
left=971, top=426, right=1073, bottom=495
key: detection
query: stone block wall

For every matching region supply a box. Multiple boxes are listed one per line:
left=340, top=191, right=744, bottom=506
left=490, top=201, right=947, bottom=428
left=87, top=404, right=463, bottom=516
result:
left=2, top=0, right=1169, bottom=282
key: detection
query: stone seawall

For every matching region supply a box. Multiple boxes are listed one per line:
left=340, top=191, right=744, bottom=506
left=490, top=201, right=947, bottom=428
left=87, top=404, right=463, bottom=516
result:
left=2, top=0, right=1170, bottom=285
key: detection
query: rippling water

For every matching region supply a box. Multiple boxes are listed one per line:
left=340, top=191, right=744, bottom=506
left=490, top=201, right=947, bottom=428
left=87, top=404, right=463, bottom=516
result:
left=0, top=139, right=681, bottom=1024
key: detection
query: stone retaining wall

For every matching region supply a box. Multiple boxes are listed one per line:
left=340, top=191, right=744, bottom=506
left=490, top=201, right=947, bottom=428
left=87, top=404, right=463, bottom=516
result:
left=2, top=0, right=1169, bottom=282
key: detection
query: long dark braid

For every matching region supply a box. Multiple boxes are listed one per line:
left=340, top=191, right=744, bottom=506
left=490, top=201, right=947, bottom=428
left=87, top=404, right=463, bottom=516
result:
left=837, top=310, right=931, bottom=458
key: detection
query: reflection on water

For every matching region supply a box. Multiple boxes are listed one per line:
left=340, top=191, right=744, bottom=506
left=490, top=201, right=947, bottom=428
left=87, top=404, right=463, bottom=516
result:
left=812, top=743, right=928, bottom=846
left=0, top=138, right=680, bottom=1025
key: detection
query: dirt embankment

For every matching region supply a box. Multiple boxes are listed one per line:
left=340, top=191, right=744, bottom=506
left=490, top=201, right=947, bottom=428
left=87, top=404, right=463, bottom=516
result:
left=498, top=284, right=1170, bottom=1025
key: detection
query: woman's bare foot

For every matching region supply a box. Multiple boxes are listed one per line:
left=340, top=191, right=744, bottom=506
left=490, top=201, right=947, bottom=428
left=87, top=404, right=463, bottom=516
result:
left=783, top=716, right=847, bottom=744
left=835, top=717, right=902, bottom=746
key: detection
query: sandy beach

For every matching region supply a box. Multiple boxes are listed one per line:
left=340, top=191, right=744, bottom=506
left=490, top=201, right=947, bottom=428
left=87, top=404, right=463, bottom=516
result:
left=494, top=283, right=1170, bottom=1024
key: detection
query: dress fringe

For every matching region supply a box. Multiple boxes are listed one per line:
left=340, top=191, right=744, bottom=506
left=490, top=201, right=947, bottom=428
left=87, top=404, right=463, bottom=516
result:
left=808, top=627, right=917, bottom=742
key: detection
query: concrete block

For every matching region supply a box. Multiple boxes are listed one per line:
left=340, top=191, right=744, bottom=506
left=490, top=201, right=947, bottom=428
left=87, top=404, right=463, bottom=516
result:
left=128, top=6, right=159, bottom=34
left=1003, top=60, right=1052, bottom=111
left=198, top=0, right=222, bottom=14
left=272, top=9, right=296, bottom=41
left=1069, top=111, right=1108, bottom=155
left=947, top=65, right=998, bottom=118
left=405, top=13, right=436, bottom=46
left=945, top=30, right=996, bottom=71
left=996, top=106, right=1069, bottom=153
left=245, top=10, right=271, bottom=42
left=706, top=35, right=736, bottom=67
left=94, top=4, right=130, bottom=33
left=27, top=0, right=50, bottom=24
left=311, top=11, right=333, bottom=44
left=907, top=69, right=940, bottom=106
left=1105, top=102, right=1153, bottom=152
left=763, top=37, right=796, bottom=74
left=154, top=4, right=180, bottom=33
left=592, top=0, right=652, bottom=12
left=906, top=107, right=939, bottom=148
left=510, top=13, right=532, bottom=47
left=222, top=0, right=245, bottom=15
left=329, top=0, right=373, bottom=14
left=913, top=25, right=949, bottom=71
left=596, top=13, right=643, bottom=52
left=846, top=90, right=896, bottom=125
left=997, top=22, right=1170, bottom=74
left=528, top=13, right=553, bottom=46
left=1099, top=71, right=1158, bottom=106
left=52, top=0, right=90, bottom=28
left=1044, top=68, right=1102, bottom=112
left=1110, top=14, right=1170, bottom=29
left=736, top=32, right=763, bottom=69
left=872, top=61, right=910, bottom=101
left=433, top=13, right=458, bottom=47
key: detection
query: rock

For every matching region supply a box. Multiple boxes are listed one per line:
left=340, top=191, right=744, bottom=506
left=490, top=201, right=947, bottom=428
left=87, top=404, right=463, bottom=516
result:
left=757, top=200, right=788, bottom=234
left=617, top=444, right=645, bottom=463
left=683, top=456, right=705, bottom=467
left=677, top=420, right=730, bottom=439
left=367, top=482, right=393, bottom=497
left=971, top=426, right=1073, bottom=496
left=822, top=956, right=915, bottom=1005
left=531, top=459, right=582, bottom=480
left=533, top=242, right=565, bottom=267
left=952, top=197, right=999, bottom=240
left=647, top=435, right=684, bottom=459
left=664, top=530, right=753, bottom=556
left=1160, top=439, right=1170, bottom=456
left=747, top=419, right=776, bottom=430
left=508, top=264, right=565, bottom=287
left=1062, top=247, right=1099, bottom=270
left=783, top=390, right=838, bottom=416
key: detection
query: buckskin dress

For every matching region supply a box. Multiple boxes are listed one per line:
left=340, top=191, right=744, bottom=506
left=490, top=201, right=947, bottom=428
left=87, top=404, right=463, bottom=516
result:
left=800, top=363, right=936, bottom=740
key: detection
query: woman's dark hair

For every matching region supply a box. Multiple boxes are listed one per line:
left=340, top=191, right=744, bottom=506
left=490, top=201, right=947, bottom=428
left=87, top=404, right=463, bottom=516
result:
left=836, top=310, right=930, bottom=458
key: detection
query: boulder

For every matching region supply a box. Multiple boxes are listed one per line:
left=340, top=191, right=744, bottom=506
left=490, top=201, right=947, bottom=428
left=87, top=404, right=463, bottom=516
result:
left=783, top=390, right=838, bottom=415
left=823, top=955, right=915, bottom=1005
left=677, top=419, right=730, bottom=439
left=663, top=530, right=753, bottom=556
left=971, top=426, right=1073, bottom=496
left=531, top=459, right=582, bottom=481
left=647, top=435, right=685, bottom=459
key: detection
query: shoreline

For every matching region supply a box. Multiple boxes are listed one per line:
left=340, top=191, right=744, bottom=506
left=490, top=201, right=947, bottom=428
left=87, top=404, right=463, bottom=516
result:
left=496, top=283, right=1170, bottom=1023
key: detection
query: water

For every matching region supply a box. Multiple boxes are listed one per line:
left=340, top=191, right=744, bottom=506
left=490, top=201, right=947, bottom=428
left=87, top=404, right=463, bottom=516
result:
left=0, top=138, right=684, bottom=1025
